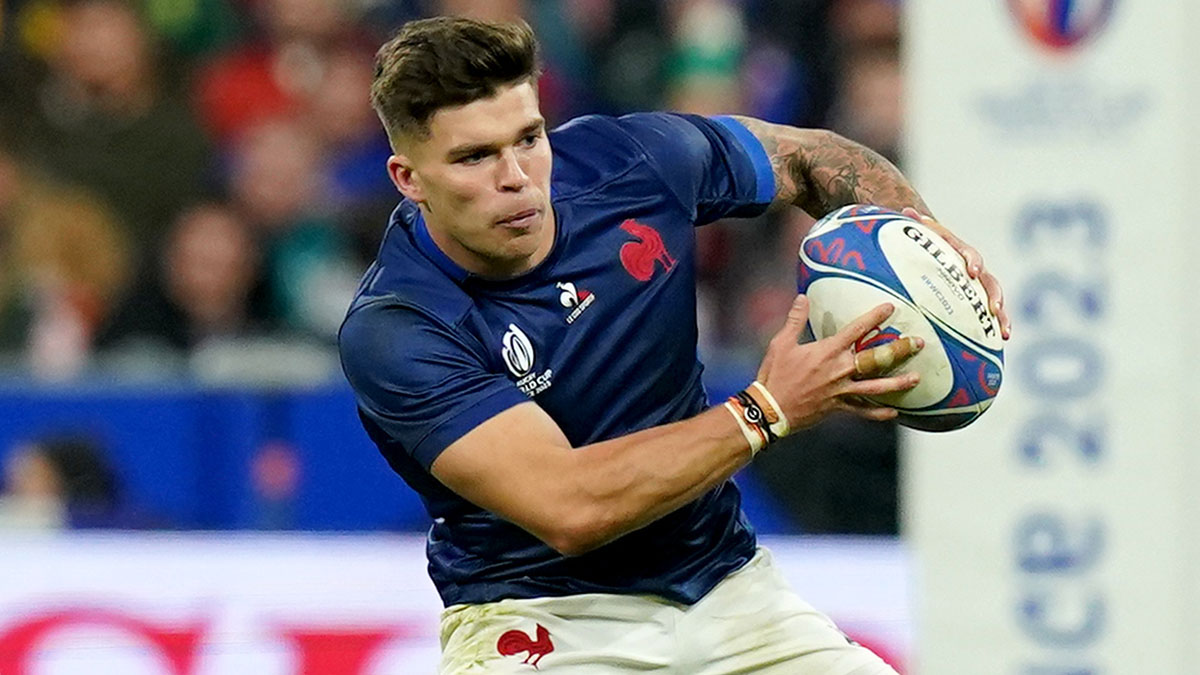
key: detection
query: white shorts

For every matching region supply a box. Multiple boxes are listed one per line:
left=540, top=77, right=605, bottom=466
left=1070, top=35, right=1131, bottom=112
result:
left=438, top=547, right=898, bottom=674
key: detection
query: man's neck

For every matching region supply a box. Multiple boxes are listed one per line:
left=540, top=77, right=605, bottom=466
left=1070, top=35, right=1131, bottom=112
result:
left=422, top=208, right=557, bottom=280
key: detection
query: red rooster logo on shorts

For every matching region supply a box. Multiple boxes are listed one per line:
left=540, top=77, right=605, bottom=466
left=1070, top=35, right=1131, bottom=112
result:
left=496, top=623, right=554, bottom=669
left=619, top=219, right=676, bottom=282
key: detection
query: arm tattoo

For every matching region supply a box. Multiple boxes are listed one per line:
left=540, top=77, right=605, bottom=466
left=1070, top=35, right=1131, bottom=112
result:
left=729, top=115, right=931, bottom=219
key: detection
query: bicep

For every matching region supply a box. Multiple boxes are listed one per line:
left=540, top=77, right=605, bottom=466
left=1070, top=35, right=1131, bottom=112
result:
left=340, top=302, right=528, bottom=467
left=618, top=113, right=773, bottom=223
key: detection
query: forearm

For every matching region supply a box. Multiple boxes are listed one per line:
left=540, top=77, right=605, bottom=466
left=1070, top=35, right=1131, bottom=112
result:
left=728, top=115, right=930, bottom=219
left=431, top=399, right=758, bottom=556
left=562, top=405, right=754, bottom=551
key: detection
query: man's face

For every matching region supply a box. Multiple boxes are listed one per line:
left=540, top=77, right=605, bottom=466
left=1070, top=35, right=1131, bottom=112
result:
left=388, top=81, right=553, bottom=278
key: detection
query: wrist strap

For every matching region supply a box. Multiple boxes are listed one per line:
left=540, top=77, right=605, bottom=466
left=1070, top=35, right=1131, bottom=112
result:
left=724, top=401, right=766, bottom=455
left=725, top=381, right=790, bottom=456
left=736, top=391, right=777, bottom=444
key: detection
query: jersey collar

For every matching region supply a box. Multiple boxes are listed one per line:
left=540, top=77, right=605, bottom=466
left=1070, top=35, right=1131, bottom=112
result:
left=411, top=208, right=472, bottom=284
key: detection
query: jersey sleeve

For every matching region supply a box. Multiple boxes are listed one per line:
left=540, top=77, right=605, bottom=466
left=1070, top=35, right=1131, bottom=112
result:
left=616, top=112, right=776, bottom=225
left=339, top=300, right=528, bottom=470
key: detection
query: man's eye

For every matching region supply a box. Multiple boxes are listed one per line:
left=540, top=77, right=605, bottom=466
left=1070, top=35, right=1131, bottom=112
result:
left=520, top=134, right=539, bottom=147
left=459, top=152, right=486, bottom=164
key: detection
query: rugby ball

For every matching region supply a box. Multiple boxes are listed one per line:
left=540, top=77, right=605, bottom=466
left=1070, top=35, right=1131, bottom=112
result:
left=797, top=205, right=1004, bottom=431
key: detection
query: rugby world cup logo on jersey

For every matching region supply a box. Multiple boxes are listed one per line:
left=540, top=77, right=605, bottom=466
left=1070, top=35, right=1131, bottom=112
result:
left=1006, top=0, right=1115, bottom=51
left=556, top=282, right=595, bottom=324
left=502, top=324, right=535, bottom=377
left=501, top=323, right=554, bottom=396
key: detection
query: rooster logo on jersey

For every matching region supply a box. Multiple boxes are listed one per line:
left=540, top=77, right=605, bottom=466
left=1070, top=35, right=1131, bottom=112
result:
left=619, top=219, right=676, bottom=282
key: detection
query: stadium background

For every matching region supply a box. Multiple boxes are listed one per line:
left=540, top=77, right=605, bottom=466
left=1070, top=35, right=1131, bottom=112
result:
left=1, top=0, right=1172, bottom=672
left=0, top=0, right=905, bottom=536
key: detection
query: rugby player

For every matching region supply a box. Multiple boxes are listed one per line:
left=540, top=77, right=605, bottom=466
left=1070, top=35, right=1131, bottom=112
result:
left=340, top=16, right=1009, bottom=674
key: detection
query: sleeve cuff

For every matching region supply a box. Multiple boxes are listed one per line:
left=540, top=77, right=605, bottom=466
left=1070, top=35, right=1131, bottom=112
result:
left=711, top=115, right=777, bottom=205
left=410, top=387, right=531, bottom=470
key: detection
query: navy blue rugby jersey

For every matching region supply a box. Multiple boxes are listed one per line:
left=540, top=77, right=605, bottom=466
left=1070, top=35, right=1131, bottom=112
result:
left=339, top=112, right=775, bottom=607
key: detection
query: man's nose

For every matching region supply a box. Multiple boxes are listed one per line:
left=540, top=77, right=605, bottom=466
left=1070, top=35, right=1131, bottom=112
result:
left=496, top=149, right=529, bottom=191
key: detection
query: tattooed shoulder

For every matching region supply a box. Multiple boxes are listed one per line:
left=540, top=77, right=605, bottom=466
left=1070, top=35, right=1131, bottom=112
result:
left=727, top=115, right=808, bottom=211
left=726, top=115, right=929, bottom=219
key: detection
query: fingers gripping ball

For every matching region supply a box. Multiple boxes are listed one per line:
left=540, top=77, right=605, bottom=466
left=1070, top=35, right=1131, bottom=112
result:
left=852, top=333, right=922, bottom=379
left=798, top=205, right=1005, bottom=431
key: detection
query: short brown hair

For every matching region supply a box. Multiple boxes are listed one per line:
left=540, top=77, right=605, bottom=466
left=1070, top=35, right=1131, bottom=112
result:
left=370, top=16, right=541, bottom=146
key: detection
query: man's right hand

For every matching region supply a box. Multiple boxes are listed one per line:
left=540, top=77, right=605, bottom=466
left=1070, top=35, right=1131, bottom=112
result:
left=756, top=295, right=923, bottom=430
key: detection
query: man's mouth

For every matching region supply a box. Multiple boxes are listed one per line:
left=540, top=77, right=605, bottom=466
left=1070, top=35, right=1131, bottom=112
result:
left=497, top=208, right=539, bottom=228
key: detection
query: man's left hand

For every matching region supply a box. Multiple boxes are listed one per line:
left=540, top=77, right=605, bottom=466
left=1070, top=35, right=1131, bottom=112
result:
left=902, top=207, right=1012, bottom=340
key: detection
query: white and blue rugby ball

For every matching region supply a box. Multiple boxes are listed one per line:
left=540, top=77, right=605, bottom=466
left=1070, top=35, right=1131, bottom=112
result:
left=797, top=205, right=1004, bottom=431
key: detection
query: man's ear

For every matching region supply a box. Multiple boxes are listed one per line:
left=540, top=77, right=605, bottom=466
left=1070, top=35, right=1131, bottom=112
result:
left=387, top=154, right=424, bottom=203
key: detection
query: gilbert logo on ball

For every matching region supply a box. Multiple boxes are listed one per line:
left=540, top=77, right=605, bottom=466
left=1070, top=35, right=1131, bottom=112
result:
left=798, top=205, right=1004, bottom=431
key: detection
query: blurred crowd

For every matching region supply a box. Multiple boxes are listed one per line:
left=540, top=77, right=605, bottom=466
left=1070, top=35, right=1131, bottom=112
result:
left=0, top=0, right=905, bottom=533
left=0, top=434, right=162, bottom=529
left=0, top=0, right=903, bottom=380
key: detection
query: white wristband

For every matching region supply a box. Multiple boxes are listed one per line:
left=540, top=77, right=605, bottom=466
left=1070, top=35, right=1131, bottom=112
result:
left=749, top=381, right=790, bottom=438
